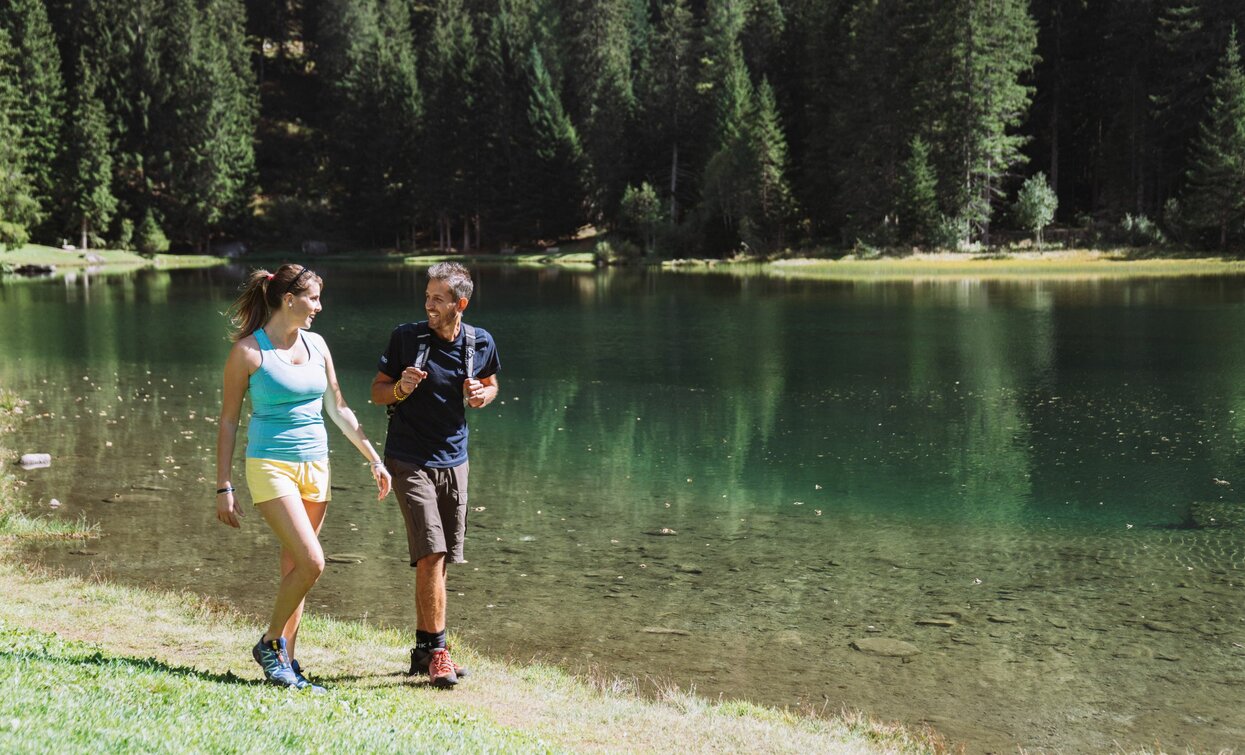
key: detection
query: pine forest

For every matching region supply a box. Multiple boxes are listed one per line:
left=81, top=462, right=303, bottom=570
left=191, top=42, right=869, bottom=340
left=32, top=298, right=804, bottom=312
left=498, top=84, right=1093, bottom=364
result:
left=4, top=0, right=1245, bottom=256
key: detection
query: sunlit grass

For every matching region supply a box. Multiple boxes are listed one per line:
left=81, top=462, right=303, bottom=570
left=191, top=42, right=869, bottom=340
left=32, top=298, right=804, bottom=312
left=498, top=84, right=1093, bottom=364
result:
left=0, top=620, right=546, bottom=754
left=1, top=244, right=223, bottom=272
left=669, top=250, right=1245, bottom=281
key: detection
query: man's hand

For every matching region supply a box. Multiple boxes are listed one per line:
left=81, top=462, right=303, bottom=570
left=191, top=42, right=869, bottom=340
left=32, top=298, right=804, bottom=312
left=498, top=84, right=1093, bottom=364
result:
left=464, top=378, right=487, bottom=407
left=400, top=366, right=427, bottom=395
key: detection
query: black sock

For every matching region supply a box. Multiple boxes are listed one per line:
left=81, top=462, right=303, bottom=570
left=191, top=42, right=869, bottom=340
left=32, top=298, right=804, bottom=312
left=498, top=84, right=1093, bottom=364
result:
left=415, top=629, right=446, bottom=651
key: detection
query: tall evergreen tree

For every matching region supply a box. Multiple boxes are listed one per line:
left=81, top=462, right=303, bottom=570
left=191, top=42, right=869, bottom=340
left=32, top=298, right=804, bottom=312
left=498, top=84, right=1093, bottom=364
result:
left=1184, top=28, right=1245, bottom=249
left=525, top=45, right=586, bottom=239
left=0, top=0, right=65, bottom=230
left=748, top=77, right=796, bottom=249
left=636, top=0, right=700, bottom=222
left=316, top=0, right=421, bottom=245
left=929, top=0, right=1039, bottom=244
left=559, top=0, right=638, bottom=223
left=419, top=0, right=479, bottom=250
left=701, top=36, right=795, bottom=252
left=67, top=55, right=116, bottom=251
left=0, top=25, right=39, bottom=248
left=164, top=0, right=259, bottom=249
left=899, top=135, right=941, bottom=245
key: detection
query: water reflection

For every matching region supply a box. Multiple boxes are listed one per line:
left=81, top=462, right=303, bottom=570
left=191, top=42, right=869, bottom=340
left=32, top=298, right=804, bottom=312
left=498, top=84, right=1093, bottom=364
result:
left=2, top=266, right=1244, bottom=752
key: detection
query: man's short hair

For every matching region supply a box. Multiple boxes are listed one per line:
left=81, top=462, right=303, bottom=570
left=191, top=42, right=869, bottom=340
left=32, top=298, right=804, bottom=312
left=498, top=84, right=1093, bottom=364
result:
left=427, top=261, right=474, bottom=301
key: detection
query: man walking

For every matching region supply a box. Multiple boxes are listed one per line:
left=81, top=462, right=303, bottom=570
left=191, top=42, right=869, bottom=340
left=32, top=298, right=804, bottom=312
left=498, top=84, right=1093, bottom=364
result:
left=372, top=262, right=500, bottom=688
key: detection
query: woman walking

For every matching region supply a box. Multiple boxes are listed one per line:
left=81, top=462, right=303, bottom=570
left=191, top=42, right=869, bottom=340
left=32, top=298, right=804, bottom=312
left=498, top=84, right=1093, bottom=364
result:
left=215, top=264, right=390, bottom=691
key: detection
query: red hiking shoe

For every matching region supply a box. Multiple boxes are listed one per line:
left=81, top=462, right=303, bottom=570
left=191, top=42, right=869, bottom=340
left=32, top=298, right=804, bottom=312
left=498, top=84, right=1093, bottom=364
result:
left=427, top=647, right=459, bottom=688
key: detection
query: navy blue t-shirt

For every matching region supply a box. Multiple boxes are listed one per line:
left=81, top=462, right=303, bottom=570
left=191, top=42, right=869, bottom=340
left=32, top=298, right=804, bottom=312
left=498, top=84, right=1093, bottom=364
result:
left=378, top=321, right=500, bottom=468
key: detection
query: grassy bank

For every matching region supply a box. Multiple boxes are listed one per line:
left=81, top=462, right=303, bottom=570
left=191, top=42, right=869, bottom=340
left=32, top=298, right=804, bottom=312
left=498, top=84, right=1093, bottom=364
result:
left=665, top=249, right=1245, bottom=281
left=0, top=244, right=224, bottom=275
left=0, top=563, right=947, bottom=753
left=402, top=247, right=1245, bottom=280
left=0, top=393, right=941, bottom=754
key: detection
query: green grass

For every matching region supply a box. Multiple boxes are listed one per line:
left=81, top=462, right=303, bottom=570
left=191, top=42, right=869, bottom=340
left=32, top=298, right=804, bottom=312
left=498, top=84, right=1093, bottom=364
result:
left=663, top=250, right=1245, bottom=281
left=0, top=563, right=943, bottom=754
left=0, top=620, right=548, bottom=754
left=1, top=244, right=223, bottom=273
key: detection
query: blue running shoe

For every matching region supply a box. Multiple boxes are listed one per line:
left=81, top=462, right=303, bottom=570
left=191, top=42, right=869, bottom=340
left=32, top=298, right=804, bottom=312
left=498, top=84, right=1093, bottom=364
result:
left=251, top=636, right=303, bottom=689
left=290, top=659, right=327, bottom=693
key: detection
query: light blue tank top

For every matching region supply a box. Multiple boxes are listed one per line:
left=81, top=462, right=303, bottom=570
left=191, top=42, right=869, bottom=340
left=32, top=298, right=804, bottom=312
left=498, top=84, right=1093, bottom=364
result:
left=245, top=329, right=329, bottom=462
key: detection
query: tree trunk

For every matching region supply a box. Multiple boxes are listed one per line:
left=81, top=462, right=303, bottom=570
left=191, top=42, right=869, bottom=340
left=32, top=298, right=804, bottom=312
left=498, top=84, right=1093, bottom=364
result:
left=670, top=142, right=679, bottom=221
left=463, top=217, right=471, bottom=252
left=80, top=218, right=88, bottom=251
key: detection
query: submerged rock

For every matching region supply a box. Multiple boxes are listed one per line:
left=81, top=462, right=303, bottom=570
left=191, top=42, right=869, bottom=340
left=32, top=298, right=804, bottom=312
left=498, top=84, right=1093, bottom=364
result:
left=644, top=528, right=678, bottom=536
left=916, top=618, right=957, bottom=627
left=642, top=627, right=691, bottom=636
left=325, top=553, right=366, bottom=564
left=19, top=453, right=51, bottom=469
left=850, top=638, right=920, bottom=657
left=1188, top=500, right=1245, bottom=528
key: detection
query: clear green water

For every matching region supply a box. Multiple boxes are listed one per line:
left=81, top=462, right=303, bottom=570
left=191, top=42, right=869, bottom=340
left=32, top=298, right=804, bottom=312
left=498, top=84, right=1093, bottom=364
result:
left=2, top=265, right=1244, bottom=752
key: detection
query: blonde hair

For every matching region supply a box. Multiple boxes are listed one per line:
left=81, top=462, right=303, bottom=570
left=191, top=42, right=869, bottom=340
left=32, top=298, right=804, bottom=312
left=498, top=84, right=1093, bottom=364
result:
left=226, top=264, right=323, bottom=341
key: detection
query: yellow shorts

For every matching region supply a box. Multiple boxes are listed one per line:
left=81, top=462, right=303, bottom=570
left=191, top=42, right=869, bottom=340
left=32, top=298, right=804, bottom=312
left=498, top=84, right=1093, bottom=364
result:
left=245, top=458, right=331, bottom=505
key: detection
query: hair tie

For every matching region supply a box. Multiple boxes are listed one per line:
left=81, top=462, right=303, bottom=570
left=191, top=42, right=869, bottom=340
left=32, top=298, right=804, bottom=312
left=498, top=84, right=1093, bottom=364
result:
left=266, top=273, right=274, bottom=281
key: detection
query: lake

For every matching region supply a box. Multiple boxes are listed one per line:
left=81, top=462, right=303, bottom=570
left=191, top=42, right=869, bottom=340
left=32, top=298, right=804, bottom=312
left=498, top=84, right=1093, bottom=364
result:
left=2, top=263, right=1244, bottom=752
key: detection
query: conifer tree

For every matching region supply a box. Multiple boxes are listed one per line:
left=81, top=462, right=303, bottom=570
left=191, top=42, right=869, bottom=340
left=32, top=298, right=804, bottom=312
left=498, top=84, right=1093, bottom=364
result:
left=558, top=0, right=637, bottom=222
left=636, top=0, right=699, bottom=222
left=420, top=0, right=479, bottom=250
left=899, top=135, right=941, bottom=245
left=158, top=0, right=257, bottom=249
left=0, top=0, right=65, bottom=228
left=68, top=55, right=116, bottom=251
left=701, top=29, right=753, bottom=243
left=748, top=77, right=796, bottom=249
left=1184, top=28, right=1245, bottom=250
left=525, top=45, right=586, bottom=239
left=316, top=0, right=421, bottom=245
left=926, top=0, right=1038, bottom=245
left=0, top=25, right=39, bottom=249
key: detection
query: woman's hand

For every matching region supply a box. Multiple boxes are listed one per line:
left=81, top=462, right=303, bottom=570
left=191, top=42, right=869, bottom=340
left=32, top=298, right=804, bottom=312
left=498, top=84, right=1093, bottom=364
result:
left=371, top=463, right=392, bottom=500
left=216, top=491, right=243, bottom=528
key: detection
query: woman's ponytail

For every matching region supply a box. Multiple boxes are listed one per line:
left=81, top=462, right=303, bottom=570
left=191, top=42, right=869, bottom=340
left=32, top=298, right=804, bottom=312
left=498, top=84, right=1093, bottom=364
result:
left=226, top=269, right=273, bottom=342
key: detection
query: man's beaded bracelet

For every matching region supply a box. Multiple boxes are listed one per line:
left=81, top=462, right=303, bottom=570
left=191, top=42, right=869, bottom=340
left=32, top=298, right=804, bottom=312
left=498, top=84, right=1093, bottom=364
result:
left=393, top=382, right=408, bottom=402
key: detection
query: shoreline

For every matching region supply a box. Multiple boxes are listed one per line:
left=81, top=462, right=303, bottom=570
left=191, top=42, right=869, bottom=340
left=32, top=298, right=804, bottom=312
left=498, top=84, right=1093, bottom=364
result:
left=0, top=244, right=224, bottom=277
left=8, top=242, right=1245, bottom=282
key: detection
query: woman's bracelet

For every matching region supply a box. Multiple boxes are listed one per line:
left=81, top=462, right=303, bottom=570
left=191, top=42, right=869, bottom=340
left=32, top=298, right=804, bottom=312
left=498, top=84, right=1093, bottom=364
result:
left=216, top=485, right=234, bottom=495
left=367, top=460, right=385, bottom=468
left=393, top=381, right=408, bottom=402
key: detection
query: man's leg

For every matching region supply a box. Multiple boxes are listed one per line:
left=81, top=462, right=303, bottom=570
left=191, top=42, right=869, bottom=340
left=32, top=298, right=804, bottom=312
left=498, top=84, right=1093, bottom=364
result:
left=415, top=552, right=447, bottom=633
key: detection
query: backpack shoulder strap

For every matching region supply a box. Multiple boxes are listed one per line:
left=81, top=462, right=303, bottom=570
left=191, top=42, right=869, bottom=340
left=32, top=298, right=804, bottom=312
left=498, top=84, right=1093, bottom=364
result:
left=412, top=321, right=432, bottom=371
left=462, top=324, right=476, bottom=379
